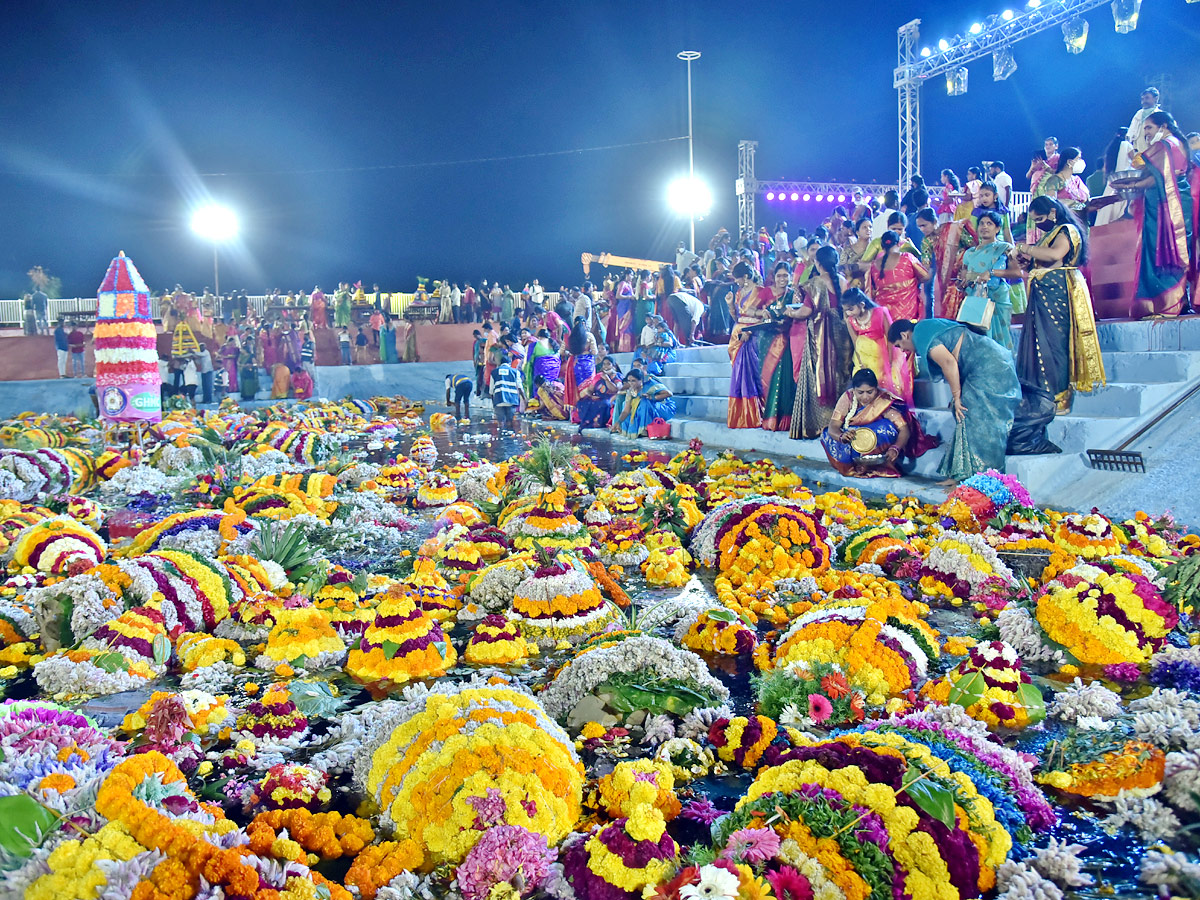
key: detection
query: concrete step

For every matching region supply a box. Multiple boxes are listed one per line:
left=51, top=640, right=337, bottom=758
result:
left=1101, top=350, right=1200, bottom=383
left=659, top=375, right=731, bottom=396
left=661, top=361, right=733, bottom=379
left=1096, top=318, right=1200, bottom=352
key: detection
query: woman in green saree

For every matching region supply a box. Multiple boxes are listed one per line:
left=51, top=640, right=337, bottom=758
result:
left=889, top=317, right=1020, bottom=484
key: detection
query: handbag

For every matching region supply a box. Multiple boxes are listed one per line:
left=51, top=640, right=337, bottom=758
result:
left=646, top=417, right=672, bottom=439
left=956, top=291, right=994, bottom=331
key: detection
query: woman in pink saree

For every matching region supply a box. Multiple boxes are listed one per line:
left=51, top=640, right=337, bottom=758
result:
left=867, top=231, right=931, bottom=322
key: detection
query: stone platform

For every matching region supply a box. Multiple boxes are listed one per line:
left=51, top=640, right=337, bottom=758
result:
left=607, top=318, right=1200, bottom=520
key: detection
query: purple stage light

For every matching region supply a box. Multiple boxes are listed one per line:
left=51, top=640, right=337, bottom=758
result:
left=766, top=192, right=775, bottom=200
left=838, top=194, right=846, bottom=202
left=790, top=192, right=799, bottom=201
left=802, top=193, right=810, bottom=201
left=815, top=194, right=823, bottom=201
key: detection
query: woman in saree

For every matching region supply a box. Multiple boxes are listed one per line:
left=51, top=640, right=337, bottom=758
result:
left=564, top=317, right=597, bottom=408
left=379, top=315, right=397, bottom=364
left=577, top=356, right=622, bottom=430
left=524, top=329, right=560, bottom=396
left=959, top=211, right=1023, bottom=352
left=270, top=363, right=291, bottom=399
left=632, top=270, right=656, bottom=344
left=333, top=285, right=353, bottom=328
left=1027, top=147, right=1090, bottom=237
left=290, top=367, right=313, bottom=400
left=841, top=217, right=875, bottom=290
left=970, top=182, right=1026, bottom=314
left=790, top=247, right=855, bottom=440
left=615, top=370, right=676, bottom=438
left=820, top=369, right=912, bottom=478
left=1008, top=196, right=1106, bottom=453
left=237, top=345, right=259, bottom=401
left=309, top=288, right=327, bottom=329
left=1126, top=111, right=1193, bottom=318
left=758, top=262, right=801, bottom=432
left=607, top=272, right=636, bottom=353
left=916, top=208, right=973, bottom=319
left=727, top=261, right=770, bottom=429
left=840, top=288, right=911, bottom=405
left=533, top=375, right=569, bottom=421
left=935, top=169, right=964, bottom=224
left=867, top=230, right=931, bottom=323
left=889, top=317, right=1020, bottom=484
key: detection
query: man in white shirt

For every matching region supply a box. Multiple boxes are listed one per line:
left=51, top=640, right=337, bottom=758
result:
left=640, top=314, right=659, bottom=352
left=1127, top=87, right=1161, bottom=153
left=987, top=161, right=1013, bottom=207
left=773, top=222, right=789, bottom=257
left=450, top=284, right=462, bottom=323
left=871, top=190, right=901, bottom=240
left=675, top=242, right=699, bottom=273
left=529, top=279, right=544, bottom=310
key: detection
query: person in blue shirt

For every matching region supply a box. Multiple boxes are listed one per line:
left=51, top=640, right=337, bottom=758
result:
left=54, top=320, right=69, bottom=377
left=490, top=354, right=525, bottom=430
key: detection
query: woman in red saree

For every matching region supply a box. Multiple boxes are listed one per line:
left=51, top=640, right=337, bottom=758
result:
left=840, top=288, right=912, bottom=405
left=789, top=247, right=854, bottom=439
left=867, top=231, right=931, bottom=322
left=1128, top=112, right=1194, bottom=318
left=916, top=208, right=973, bottom=319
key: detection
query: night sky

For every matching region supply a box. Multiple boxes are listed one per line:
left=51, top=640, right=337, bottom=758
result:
left=2, top=0, right=1197, bottom=298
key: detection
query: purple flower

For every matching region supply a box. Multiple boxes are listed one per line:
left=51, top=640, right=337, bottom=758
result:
left=1103, top=662, right=1143, bottom=684
left=681, top=797, right=726, bottom=825
left=1151, top=658, right=1200, bottom=693
left=455, top=825, right=556, bottom=900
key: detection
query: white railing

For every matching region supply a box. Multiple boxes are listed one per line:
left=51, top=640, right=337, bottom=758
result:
left=0, top=291, right=561, bottom=327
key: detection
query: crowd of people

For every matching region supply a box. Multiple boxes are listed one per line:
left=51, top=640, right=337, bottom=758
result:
left=481, top=88, right=1199, bottom=485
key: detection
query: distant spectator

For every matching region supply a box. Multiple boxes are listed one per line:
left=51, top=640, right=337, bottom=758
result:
left=181, top=355, right=199, bottom=405
left=197, top=344, right=214, bottom=404
left=54, top=320, right=69, bottom=377
left=301, top=331, right=317, bottom=382
left=31, top=288, right=49, bottom=335
left=338, top=326, right=352, bottom=365
left=67, top=324, right=86, bottom=376
left=354, top=326, right=369, bottom=364
left=471, top=329, right=486, bottom=397
left=446, top=373, right=473, bottom=420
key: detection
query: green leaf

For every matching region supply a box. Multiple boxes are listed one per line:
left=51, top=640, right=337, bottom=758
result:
left=152, top=634, right=170, bottom=666
left=92, top=651, right=126, bottom=674
left=703, top=607, right=739, bottom=624
left=947, top=670, right=986, bottom=709
left=59, top=595, right=75, bottom=648
left=0, top=795, right=59, bottom=858
left=381, top=640, right=401, bottom=660
left=1016, top=681, right=1046, bottom=724
left=903, top=777, right=957, bottom=829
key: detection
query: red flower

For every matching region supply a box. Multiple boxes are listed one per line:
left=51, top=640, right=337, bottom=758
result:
left=820, top=672, right=850, bottom=699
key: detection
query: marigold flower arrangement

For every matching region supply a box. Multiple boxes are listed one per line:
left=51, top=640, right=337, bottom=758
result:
left=355, top=682, right=584, bottom=865
left=643, top=546, right=691, bottom=587
left=409, top=434, right=439, bottom=465
left=121, top=508, right=251, bottom=556
left=596, top=758, right=682, bottom=820
left=678, top=608, right=758, bottom=655
left=654, top=736, right=716, bottom=782
left=768, top=602, right=939, bottom=705
left=940, top=469, right=1033, bottom=530
left=22, top=820, right=145, bottom=900
left=256, top=605, right=348, bottom=671
left=1035, top=562, right=1179, bottom=664
left=599, top=516, right=650, bottom=566
left=8, top=515, right=107, bottom=574
left=395, top=556, right=462, bottom=621
left=1053, top=509, right=1127, bottom=559
left=917, top=530, right=1018, bottom=603
left=121, top=688, right=233, bottom=738
left=561, top=794, right=680, bottom=898
left=466, top=552, right=538, bottom=612
left=235, top=683, right=310, bottom=743
left=415, top=472, right=458, bottom=508
left=708, top=715, right=781, bottom=770
left=919, top=640, right=1045, bottom=730
left=1036, top=735, right=1165, bottom=799
left=510, top=486, right=591, bottom=552
left=344, top=583, right=457, bottom=685
left=509, top=549, right=618, bottom=647
left=465, top=613, right=536, bottom=665
left=248, top=762, right=333, bottom=811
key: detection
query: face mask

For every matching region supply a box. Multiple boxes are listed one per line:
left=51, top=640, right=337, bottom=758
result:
left=1149, top=130, right=1165, bottom=146
left=1072, top=158, right=1086, bottom=174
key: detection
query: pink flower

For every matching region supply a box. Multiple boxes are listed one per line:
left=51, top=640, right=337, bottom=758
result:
left=681, top=797, right=726, bottom=825
left=721, top=827, right=781, bottom=864
left=807, top=693, right=833, bottom=724
left=455, top=825, right=555, bottom=900
left=766, top=865, right=815, bottom=900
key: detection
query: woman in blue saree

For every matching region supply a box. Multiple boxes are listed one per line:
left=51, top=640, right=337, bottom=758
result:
left=614, top=370, right=676, bottom=438
left=523, top=329, right=560, bottom=396
left=889, top=317, right=1020, bottom=483
left=647, top=319, right=679, bottom=376
left=958, top=211, right=1022, bottom=352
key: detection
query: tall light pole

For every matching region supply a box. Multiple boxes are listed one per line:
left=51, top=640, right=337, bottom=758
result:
left=677, top=50, right=701, bottom=254
left=189, top=204, right=239, bottom=301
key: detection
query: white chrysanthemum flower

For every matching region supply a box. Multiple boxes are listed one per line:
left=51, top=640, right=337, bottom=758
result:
left=1031, top=837, right=1093, bottom=888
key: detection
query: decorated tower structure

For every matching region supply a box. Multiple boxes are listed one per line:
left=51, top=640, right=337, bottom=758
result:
left=94, top=251, right=162, bottom=425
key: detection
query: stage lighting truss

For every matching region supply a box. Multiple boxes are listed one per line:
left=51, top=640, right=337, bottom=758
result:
left=993, top=44, right=1018, bottom=80
left=896, top=0, right=1113, bottom=90
left=1062, top=17, right=1089, bottom=52
left=1111, top=0, right=1141, bottom=32
left=755, top=180, right=897, bottom=203
left=947, top=66, right=969, bottom=95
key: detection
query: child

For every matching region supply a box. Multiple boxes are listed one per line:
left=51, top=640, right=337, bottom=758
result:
left=338, top=327, right=352, bottom=365
left=354, top=326, right=370, bottom=364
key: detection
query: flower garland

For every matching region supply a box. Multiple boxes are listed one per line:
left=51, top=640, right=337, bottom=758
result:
left=509, top=552, right=618, bottom=647
left=9, top=516, right=107, bottom=575
left=465, top=614, right=536, bottom=665
left=595, top=758, right=682, bottom=819
left=344, top=586, right=457, bottom=685
left=919, top=640, right=1044, bottom=730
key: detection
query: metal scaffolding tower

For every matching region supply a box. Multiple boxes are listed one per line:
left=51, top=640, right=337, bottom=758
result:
left=893, top=0, right=1114, bottom=186
left=736, top=140, right=758, bottom=237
